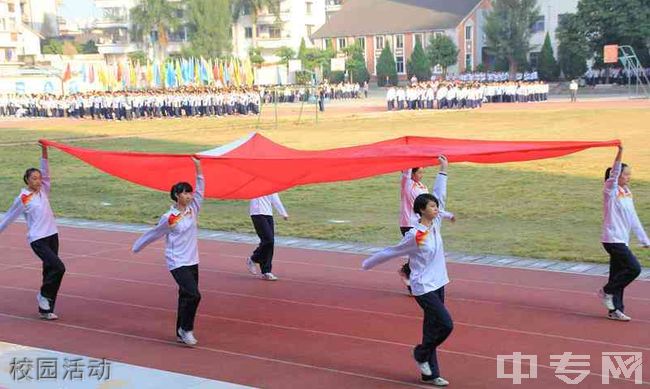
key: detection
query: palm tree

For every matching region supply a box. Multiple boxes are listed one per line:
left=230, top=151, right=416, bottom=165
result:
left=230, top=0, right=280, bottom=51
left=130, top=0, right=181, bottom=61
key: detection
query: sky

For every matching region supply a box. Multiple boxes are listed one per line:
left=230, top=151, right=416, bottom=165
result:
left=59, top=0, right=97, bottom=23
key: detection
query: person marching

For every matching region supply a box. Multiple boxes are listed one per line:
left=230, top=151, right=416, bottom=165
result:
left=598, top=145, right=649, bottom=321
left=0, top=143, right=65, bottom=320
left=246, top=193, right=289, bottom=281
left=398, top=166, right=455, bottom=295
left=132, top=157, right=204, bottom=345
left=363, top=156, right=453, bottom=386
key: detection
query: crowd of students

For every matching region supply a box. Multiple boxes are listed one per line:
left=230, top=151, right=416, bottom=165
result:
left=385, top=81, right=549, bottom=111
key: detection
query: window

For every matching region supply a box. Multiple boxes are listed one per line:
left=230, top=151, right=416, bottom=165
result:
left=465, top=25, right=472, bottom=40
left=8, top=2, right=14, bottom=12
left=531, top=16, right=544, bottom=33
left=375, top=35, right=384, bottom=50
left=245, top=27, right=253, bottom=38
left=338, top=37, right=346, bottom=50
left=325, top=39, right=332, bottom=49
left=395, top=34, right=404, bottom=49
left=306, top=2, right=312, bottom=15
left=269, top=26, right=281, bottom=39
left=529, top=52, right=540, bottom=69
left=465, top=54, right=472, bottom=71
left=356, top=37, right=365, bottom=49
left=414, top=33, right=423, bottom=48
left=396, top=55, right=404, bottom=74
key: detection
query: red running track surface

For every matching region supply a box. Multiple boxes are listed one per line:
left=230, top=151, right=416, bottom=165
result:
left=0, top=224, right=648, bottom=388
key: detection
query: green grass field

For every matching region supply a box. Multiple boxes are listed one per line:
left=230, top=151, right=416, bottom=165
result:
left=1, top=100, right=648, bottom=265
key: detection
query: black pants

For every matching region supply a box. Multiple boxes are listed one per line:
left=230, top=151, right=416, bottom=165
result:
left=603, top=243, right=641, bottom=312
left=400, top=227, right=412, bottom=276
left=251, top=215, right=275, bottom=274
left=413, top=287, right=453, bottom=378
left=30, top=234, right=66, bottom=313
left=170, top=264, right=201, bottom=335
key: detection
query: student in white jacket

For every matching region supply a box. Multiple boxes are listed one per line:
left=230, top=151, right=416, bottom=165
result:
left=0, top=144, right=65, bottom=321
left=132, top=157, right=204, bottom=346
left=246, top=193, right=289, bottom=281
left=598, top=145, right=649, bottom=321
left=399, top=167, right=455, bottom=295
left=363, top=156, right=453, bottom=387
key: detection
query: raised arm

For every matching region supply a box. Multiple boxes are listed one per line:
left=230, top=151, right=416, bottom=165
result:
left=0, top=197, right=23, bottom=235
left=362, top=233, right=417, bottom=270
left=605, top=145, right=623, bottom=194
left=40, top=144, right=51, bottom=195
left=432, top=155, right=448, bottom=211
left=190, top=157, right=204, bottom=213
left=132, top=215, right=170, bottom=253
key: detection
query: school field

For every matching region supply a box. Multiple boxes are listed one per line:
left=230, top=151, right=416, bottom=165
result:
left=1, top=98, right=648, bottom=266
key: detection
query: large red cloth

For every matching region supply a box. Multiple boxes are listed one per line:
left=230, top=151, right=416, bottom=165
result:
left=41, top=134, right=619, bottom=199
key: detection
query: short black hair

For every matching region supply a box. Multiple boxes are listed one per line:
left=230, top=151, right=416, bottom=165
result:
left=23, top=168, right=40, bottom=184
left=413, top=193, right=439, bottom=216
left=170, top=182, right=193, bottom=201
left=605, top=163, right=628, bottom=181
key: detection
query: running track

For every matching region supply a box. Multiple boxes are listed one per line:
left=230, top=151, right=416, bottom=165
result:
left=0, top=224, right=648, bottom=388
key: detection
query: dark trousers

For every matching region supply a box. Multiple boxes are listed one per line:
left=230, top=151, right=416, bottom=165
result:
left=170, top=264, right=201, bottom=335
left=413, top=287, right=453, bottom=378
left=30, top=234, right=65, bottom=313
left=400, top=227, right=412, bottom=276
left=251, top=215, right=275, bottom=274
left=603, top=243, right=641, bottom=312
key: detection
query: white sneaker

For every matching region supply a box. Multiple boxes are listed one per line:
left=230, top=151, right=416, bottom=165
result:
left=415, top=360, right=432, bottom=376
left=607, top=309, right=631, bottom=321
left=36, top=293, right=51, bottom=311
left=246, top=257, right=259, bottom=275
left=421, top=376, right=449, bottom=386
left=598, top=289, right=615, bottom=311
left=39, top=312, right=58, bottom=320
left=177, top=328, right=198, bottom=346
left=261, top=273, right=278, bottom=281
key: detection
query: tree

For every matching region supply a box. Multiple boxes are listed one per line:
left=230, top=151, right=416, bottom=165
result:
left=248, top=47, right=265, bottom=67
left=342, top=44, right=369, bottom=83
left=577, top=0, right=650, bottom=66
left=297, top=37, right=307, bottom=60
left=407, top=41, right=431, bottom=81
left=185, top=0, right=231, bottom=58
left=376, top=44, right=397, bottom=86
left=557, top=13, right=588, bottom=80
left=128, top=51, right=148, bottom=64
left=62, top=41, right=78, bottom=56
left=231, top=0, right=280, bottom=48
left=538, top=32, right=559, bottom=81
left=130, top=0, right=180, bottom=61
left=80, top=39, right=99, bottom=54
left=426, top=34, right=458, bottom=75
left=484, top=0, right=540, bottom=79
left=275, top=46, right=295, bottom=64
left=41, top=38, right=63, bottom=54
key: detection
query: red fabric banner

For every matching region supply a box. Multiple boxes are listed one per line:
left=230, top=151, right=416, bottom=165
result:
left=40, top=134, right=619, bottom=199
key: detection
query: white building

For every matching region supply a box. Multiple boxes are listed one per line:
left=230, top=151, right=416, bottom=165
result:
left=93, top=0, right=188, bottom=62
left=0, top=0, right=41, bottom=64
left=528, top=0, right=578, bottom=68
left=20, top=0, right=61, bottom=37
left=232, top=0, right=326, bottom=83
